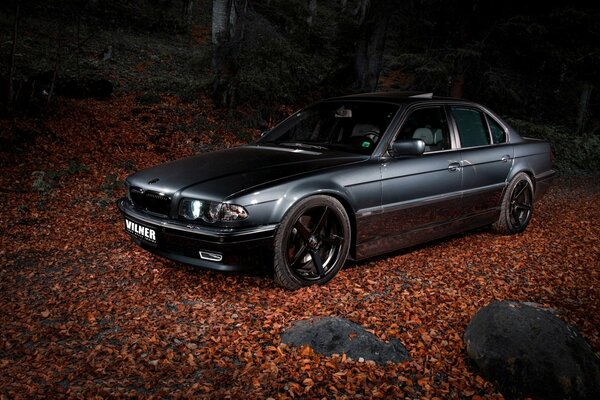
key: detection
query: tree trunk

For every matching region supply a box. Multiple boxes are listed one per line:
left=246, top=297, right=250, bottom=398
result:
left=577, top=83, right=593, bottom=135
left=182, top=0, right=194, bottom=26
left=450, top=0, right=476, bottom=98
left=450, top=73, right=465, bottom=98
left=211, top=0, right=247, bottom=107
left=47, top=39, right=63, bottom=108
left=212, top=0, right=231, bottom=45
left=352, top=0, right=370, bottom=25
left=307, top=0, right=317, bottom=26
left=340, top=0, right=347, bottom=13
left=353, top=0, right=391, bottom=92
left=8, top=0, right=21, bottom=106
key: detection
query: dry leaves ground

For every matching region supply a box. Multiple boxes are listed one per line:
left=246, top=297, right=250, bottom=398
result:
left=1, top=96, right=599, bottom=399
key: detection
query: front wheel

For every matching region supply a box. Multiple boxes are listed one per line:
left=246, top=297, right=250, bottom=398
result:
left=273, top=196, right=351, bottom=290
left=493, top=172, right=534, bottom=234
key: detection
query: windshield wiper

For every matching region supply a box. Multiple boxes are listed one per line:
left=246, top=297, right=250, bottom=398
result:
left=278, top=142, right=329, bottom=150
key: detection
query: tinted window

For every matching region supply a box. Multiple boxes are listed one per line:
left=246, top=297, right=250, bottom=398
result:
left=487, top=116, right=506, bottom=144
left=451, top=107, right=491, bottom=148
left=396, top=107, right=451, bottom=152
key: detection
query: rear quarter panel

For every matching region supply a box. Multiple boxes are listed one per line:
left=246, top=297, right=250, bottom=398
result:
left=509, top=138, right=555, bottom=200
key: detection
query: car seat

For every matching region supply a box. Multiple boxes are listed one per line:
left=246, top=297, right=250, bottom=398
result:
left=412, top=127, right=433, bottom=151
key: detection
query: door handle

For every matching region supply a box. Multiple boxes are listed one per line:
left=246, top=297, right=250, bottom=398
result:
left=448, top=162, right=461, bottom=172
left=501, top=155, right=511, bottom=163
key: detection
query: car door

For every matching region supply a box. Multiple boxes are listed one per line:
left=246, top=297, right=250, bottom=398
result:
left=375, top=105, right=463, bottom=253
left=448, top=105, right=514, bottom=221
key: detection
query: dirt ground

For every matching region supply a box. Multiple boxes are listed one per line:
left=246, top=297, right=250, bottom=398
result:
left=1, top=96, right=599, bottom=398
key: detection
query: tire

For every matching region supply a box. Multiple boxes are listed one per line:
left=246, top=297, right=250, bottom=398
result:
left=273, top=195, right=351, bottom=290
left=493, top=172, right=534, bottom=234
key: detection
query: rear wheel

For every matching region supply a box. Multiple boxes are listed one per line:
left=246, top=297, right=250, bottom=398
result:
left=493, top=172, right=534, bottom=234
left=273, top=196, right=351, bottom=290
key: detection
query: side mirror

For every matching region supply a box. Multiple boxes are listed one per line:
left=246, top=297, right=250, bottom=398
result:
left=390, top=139, right=426, bottom=157
left=260, top=130, right=270, bottom=137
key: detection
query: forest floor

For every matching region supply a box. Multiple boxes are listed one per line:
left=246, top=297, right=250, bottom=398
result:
left=1, top=95, right=599, bottom=399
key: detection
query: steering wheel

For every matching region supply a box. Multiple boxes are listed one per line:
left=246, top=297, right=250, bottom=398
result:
left=362, top=131, right=380, bottom=143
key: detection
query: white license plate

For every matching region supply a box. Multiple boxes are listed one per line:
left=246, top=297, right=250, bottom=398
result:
left=124, top=218, right=157, bottom=245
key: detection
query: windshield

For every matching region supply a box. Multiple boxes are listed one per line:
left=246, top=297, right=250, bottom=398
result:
left=258, top=101, right=399, bottom=155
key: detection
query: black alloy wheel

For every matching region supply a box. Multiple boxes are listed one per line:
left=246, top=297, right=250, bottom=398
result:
left=509, top=179, right=533, bottom=230
left=494, top=172, right=534, bottom=234
left=273, top=196, right=351, bottom=290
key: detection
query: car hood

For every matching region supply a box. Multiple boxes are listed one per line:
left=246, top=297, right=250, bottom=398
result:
left=126, top=145, right=367, bottom=200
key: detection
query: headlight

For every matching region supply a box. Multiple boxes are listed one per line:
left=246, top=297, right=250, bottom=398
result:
left=179, top=199, right=248, bottom=223
left=220, top=204, right=248, bottom=221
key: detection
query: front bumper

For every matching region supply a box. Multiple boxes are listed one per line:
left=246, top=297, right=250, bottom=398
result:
left=117, top=198, right=277, bottom=272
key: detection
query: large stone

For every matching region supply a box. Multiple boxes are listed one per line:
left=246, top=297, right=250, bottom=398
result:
left=464, top=301, right=600, bottom=400
left=281, top=317, right=409, bottom=365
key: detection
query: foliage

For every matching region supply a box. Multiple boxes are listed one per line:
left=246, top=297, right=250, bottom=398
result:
left=378, top=2, right=600, bottom=131
left=233, top=0, right=374, bottom=106
left=0, top=0, right=212, bottom=113
left=101, top=173, right=123, bottom=197
left=30, top=170, right=56, bottom=193
left=4, top=0, right=598, bottom=134
left=30, top=160, right=88, bottom=194
left=236, top=13, right=321, bottom=106
left=508, top=118, right=600, bottom=171
left=136, top=92, right=163, bottom=105
left=1, top=95, right=599, bottom=398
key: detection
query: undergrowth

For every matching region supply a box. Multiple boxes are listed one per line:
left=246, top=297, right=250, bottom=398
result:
left=507, top=118, right=600, bottom=172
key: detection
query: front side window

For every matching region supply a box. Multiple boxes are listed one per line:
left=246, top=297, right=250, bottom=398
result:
left=395, top=106, right=451, bottom=152
left=451, top=107, right=491, bottom=148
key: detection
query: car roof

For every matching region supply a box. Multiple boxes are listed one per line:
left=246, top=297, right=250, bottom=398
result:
left=327, top=91, right=462, bottom=105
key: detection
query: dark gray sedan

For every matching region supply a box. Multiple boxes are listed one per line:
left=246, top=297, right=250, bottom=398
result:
left=118, top=92, right=555, bottom=289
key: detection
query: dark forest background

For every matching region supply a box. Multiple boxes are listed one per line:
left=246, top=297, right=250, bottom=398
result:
left=1, top=0, right=599, bottom=170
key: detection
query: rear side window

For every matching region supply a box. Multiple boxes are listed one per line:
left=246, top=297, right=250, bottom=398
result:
left=487, top=116, right=507, bottom=144
left=451, top=107, right=491, bottom=148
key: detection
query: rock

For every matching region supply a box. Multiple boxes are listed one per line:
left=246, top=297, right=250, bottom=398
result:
left=464, top=301, right=600, bottom=400
left=281, top=317, right=409, bottom=365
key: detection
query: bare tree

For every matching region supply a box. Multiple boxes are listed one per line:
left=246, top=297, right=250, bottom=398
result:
left=212, top=0, right=247, bottom=107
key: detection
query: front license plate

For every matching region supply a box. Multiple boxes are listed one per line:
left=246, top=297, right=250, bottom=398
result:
left=124, top=218, right=157, bottom=245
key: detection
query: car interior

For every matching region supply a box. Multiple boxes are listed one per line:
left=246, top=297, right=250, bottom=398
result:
left=397, top=107, right=451, bottom=152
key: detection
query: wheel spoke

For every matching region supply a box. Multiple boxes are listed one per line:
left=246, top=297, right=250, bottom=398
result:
left=322, top=234, right=344, bottom=245
left=512, top=207, right=522, bottom=224
left=513, top=183, right=527, bottom=201
left=294, top=220, right=311, bottom=241
left=515, top=202, right=532, bottom=211
left=309, top=249, right=325, bottom=276
left=312, top=207, right=330, bottom=234
left=289, top=243, right=309, bottom=268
